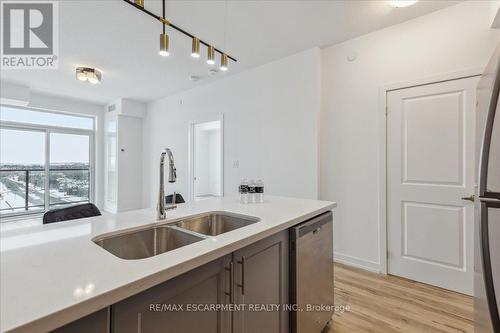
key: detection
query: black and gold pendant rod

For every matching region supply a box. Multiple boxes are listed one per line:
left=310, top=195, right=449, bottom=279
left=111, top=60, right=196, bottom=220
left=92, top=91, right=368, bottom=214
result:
left=123, top=0, right=237, bottom=63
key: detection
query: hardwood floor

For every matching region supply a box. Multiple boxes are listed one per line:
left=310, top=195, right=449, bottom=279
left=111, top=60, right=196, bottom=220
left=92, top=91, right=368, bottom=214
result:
left=326, top=263, right=474, bottom=333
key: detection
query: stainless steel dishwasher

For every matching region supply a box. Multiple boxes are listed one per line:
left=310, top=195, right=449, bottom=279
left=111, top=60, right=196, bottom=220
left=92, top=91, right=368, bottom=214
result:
left=290, top=211, right=334, bottom=333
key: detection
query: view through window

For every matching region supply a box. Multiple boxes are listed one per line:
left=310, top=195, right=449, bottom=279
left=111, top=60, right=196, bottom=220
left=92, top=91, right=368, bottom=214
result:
left=0, top=106, right=94, bottom=218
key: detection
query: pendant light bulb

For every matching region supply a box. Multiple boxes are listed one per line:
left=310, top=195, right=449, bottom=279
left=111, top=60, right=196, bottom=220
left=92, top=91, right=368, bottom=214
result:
left=220, top=53, right=228, bottom=71
left=191, top=37, right=200, bottom=58
left=207, top=46, right=215, bottom=65
left=159, top=33, right=169, bottom=57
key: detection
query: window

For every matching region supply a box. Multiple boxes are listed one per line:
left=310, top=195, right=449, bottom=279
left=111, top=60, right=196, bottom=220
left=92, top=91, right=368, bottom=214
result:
left=0, top=105, right=95, bottom=218
left=1, top=106, right=93, bottom=130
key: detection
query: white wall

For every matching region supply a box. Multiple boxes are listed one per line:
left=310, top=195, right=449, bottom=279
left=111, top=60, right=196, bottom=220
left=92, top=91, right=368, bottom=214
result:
left=116, top=115, right=143, bottom=211
left=103, top=99, right=145, bottom=213
left=320, top=1, right=500, bottom=272
left=143, top=48, right=321, bottom=207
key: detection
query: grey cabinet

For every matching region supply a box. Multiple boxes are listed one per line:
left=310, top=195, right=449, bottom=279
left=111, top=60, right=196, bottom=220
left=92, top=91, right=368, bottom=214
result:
left=112, top=254, right=232, bottom=333
left=110, top=231, right=289, bottom=333
left=232, top=231, right=289, bottom=333
left=50, top=308, right=110, bottom=333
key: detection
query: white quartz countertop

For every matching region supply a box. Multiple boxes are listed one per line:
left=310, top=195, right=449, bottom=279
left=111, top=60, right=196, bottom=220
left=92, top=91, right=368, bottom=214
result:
left=0, top=196, right=335, bottom=333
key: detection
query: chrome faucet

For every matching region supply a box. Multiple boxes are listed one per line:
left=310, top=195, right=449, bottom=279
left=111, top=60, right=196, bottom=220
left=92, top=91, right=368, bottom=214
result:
left=157, top=148, right=177, bottom=220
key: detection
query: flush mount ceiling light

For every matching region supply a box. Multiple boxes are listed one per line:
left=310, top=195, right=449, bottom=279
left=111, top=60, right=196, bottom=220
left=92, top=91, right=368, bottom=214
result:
left=124, top=0, right=236, bottom=71
left=388, top=0, right=418, bottom=7
left=76, top=67, right=102, bottom=84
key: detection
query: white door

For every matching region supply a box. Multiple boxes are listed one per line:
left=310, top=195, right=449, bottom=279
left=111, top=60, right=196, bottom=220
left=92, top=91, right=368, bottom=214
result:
left=387, top=76, right=479, bottom=295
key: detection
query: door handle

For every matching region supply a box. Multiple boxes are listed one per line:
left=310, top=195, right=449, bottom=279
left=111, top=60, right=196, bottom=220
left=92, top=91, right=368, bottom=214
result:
left=237, top=257, right=245, bottom=295
left=461, top=195, right=475, bottom=202
left=225, top=262, right=234, bottom=303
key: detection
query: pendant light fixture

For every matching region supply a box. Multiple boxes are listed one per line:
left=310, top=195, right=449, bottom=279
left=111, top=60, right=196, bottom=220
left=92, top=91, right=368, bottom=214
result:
left=123, top=0, right=236, bottom=69
left=159, top=33, right=169, bottom=56
left=219, top=1, right=229, bottom=71
left=220, top=54, right=228, bottom=71
left=191, top=37, right=201, bottom=58
left=158, top=0, right=169, bottom=57
left=207, top=46, right=215, bottom=65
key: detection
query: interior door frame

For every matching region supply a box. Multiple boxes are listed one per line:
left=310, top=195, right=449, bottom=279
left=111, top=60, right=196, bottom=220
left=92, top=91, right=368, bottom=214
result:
left=188, top=114, right=224, bottom=202
left=378, top=68, right=482, bottom=274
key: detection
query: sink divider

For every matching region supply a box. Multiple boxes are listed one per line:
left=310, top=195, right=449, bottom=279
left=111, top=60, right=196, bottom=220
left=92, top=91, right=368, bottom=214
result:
left=164, top=224, right=211, bottom=240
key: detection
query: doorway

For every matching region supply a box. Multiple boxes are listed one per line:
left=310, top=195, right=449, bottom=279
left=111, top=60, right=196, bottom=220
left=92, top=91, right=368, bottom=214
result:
left=189, top=119, right=223, bottom=201
left=386, top=76, right=479, bottom=295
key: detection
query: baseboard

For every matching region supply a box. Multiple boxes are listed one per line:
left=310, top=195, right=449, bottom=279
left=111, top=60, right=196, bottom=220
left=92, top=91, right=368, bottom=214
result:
left=334, top=252, right=382, bottom=274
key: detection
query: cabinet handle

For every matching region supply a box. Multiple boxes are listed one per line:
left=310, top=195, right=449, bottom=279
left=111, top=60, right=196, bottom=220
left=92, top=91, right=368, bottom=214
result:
left=237, top=257, right=245, bottom=295
left=225, top=262, right=234, bottom=303
left=137, top=312, right=142, bottom=333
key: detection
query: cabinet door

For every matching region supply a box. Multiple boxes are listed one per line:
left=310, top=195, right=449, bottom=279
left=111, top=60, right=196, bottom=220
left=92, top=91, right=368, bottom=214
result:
left=112, top=255, right=232, bottom=333
left=233, top=231, right=289, bottom=333
left=50, top=308, right=110, bottom=333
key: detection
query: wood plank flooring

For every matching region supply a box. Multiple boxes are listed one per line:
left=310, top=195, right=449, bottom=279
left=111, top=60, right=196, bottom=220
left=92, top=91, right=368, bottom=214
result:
left=326, top=263, right=474, bottom=333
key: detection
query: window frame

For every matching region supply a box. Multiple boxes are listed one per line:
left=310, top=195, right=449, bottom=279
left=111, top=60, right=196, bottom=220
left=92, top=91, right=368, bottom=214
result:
left=0, top=107, right=96, bottom=219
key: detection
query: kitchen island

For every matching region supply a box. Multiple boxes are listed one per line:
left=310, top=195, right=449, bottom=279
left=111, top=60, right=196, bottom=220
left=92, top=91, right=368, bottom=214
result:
left=0, top=196, right=335, bottom=333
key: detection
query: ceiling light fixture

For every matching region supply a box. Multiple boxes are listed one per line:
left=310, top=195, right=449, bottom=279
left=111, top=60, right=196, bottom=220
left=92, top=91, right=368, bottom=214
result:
left=207, top=46, right=215, bottom=65
left=220, top=54, right=228, bottom=71
left=388, top=0, right=418, bottom=8
left=191, top=37, right=201, bottom=58
left=123, top=0, right=236, bottom=70
left=76, top=67, right=102, bottom=84
left=159, top=33, right=169, bottom=56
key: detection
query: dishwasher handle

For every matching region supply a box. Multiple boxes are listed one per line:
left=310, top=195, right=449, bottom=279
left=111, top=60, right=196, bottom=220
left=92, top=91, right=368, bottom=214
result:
left=291, top=211, right=333, bottom=239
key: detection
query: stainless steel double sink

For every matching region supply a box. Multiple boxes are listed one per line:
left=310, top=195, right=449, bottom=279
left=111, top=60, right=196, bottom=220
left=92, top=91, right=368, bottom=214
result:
left=93, top=212, right=259, bottom=260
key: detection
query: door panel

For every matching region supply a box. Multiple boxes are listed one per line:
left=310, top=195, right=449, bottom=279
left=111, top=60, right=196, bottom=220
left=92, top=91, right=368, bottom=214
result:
left=50, top=308, right=109, bottom=333
left=387, top=77, right=478, bottom=294
left=233, top=231, right=289, bottom=333
left=402, top=202, right=464, bottom=268
left=402, top=91, right=464, bottom=185
left=112, top=255, right=231, bottom=333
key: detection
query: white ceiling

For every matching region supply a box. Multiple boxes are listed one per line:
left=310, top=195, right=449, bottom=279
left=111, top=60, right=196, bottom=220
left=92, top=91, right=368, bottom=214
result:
left=0, top=0, right=460, bottom=105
